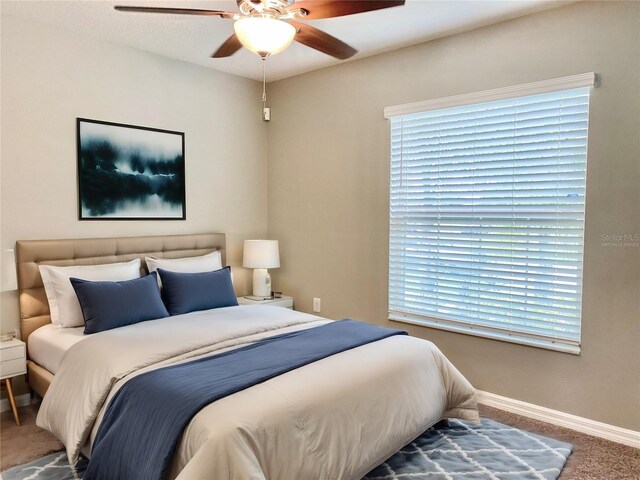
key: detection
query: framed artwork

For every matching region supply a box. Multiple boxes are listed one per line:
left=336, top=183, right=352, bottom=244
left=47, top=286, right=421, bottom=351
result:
left=77, top=118, right=185, bottom=220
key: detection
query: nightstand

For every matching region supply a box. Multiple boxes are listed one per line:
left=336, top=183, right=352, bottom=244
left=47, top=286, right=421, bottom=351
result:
left=1, top=338, right=26, bottom=426
left=238, top=295, right=294, bottom=309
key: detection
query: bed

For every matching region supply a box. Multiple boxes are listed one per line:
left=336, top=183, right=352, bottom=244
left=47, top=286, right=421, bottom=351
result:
left=16, top=233, right=479, bottom=480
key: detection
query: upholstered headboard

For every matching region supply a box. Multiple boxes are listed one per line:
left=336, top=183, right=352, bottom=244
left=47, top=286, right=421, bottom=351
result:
left=15, top=233, right=226, bottom=349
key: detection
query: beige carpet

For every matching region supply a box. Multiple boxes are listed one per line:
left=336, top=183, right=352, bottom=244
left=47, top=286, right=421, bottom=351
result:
left=1, top=402, right=638, bottom=479
left=0, top=403, right=63, bottom=471
left=478, top=405, right=640, bottom=480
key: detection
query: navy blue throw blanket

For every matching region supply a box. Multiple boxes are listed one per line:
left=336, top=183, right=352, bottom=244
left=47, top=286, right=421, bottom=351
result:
left=84, top=320, right=407, bottom=480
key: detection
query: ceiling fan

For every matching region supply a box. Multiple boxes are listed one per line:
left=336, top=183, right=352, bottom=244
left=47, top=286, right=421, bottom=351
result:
left=115, top=0, right=406, bottom=59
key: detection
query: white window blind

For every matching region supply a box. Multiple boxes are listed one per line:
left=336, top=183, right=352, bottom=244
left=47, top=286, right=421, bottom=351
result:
left=388, top=79, right=593, bottom=354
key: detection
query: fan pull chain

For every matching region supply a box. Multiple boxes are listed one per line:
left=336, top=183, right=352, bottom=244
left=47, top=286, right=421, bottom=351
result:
left=262, top=57, right=267, bottom=105
left=261, top=56, right=271, bottom=121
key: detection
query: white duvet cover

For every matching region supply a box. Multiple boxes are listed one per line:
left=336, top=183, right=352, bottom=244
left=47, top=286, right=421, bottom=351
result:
left=37, top=305, right=478, bottom=480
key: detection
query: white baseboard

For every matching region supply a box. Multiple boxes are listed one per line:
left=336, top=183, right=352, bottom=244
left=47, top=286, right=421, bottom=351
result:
left=477, top=390, right=640, bottom=449
left=0, top=393, right=30, bottom=413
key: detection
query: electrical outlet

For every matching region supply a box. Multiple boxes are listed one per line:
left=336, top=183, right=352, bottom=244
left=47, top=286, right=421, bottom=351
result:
left=313, top=297, right=321, bottom=313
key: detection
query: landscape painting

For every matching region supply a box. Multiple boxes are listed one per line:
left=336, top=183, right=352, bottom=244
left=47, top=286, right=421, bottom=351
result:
left=77, top=118, right=185, bottom=220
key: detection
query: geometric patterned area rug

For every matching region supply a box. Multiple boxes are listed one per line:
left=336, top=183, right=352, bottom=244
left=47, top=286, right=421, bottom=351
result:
left=1, top=418, right=571, bottom=480
left=1, top=453, right=88, bottom=480
left=364, top=418, right=573, bottom=480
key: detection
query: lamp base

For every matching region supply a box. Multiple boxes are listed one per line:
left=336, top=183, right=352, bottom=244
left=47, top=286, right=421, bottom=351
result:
left=252, top=268, right=271, bottom=297
left=244, top=295, right=272, bottom=301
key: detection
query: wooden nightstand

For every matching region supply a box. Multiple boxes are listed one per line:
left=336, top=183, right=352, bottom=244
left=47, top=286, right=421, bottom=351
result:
left=238, top=295, right=294, bottom=309
left=1, top=338, right=27, bottom=426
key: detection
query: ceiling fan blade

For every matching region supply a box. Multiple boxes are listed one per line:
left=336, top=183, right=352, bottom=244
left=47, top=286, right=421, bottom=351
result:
left=290, top=1, right=405, bottom=20
left=114, top=6, right=235, bottom=18
left=211, top=34, right=243, bottom=58
left=290, top=22, right=357, bottom=60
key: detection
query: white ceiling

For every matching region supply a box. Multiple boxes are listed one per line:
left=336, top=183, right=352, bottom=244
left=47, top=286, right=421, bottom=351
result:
left=1, top=0, right=572, bottom=82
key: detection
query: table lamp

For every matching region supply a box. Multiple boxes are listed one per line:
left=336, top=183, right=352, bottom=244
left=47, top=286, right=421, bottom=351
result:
left=243, top=240, right=280, bottom=298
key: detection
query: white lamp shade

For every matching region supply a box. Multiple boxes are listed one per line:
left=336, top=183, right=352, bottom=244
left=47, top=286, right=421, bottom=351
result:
left=243, top=240, right=280, bottom=269
left=234, top=17, right=296, bottom=57
left=1, top=249, right=17, bottom=292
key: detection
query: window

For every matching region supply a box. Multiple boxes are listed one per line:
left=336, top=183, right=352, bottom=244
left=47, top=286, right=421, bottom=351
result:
left=385, top=74, right=595, bottom=354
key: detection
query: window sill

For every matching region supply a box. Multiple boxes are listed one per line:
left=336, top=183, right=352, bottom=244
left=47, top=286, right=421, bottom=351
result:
left=389, top=312, right=581, bottom=355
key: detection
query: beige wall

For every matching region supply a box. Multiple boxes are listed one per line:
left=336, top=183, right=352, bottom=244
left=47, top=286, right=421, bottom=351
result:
left=1, top=15, right=268, bottom=337
left=268, top=1, right=640, bottom=430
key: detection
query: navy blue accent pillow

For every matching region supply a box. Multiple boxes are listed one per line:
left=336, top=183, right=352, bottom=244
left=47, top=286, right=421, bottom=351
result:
left=70, top=272, right=169, bottom=334
left=157, top=266, right=238, bottom=316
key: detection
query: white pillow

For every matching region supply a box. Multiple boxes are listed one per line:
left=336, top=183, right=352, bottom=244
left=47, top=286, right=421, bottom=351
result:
left=39, top=259, right=142, bottom=328
left=145, top=251, right=222, bottom=287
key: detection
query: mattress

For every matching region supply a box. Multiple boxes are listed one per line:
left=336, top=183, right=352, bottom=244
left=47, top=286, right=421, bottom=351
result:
left=28, top=324, right=86, bottom=374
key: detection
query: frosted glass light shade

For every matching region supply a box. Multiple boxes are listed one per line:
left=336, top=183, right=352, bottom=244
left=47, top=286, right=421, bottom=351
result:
left=243, top=240, right=280, bottom=269
left=234, top=17, right=296, bottom=57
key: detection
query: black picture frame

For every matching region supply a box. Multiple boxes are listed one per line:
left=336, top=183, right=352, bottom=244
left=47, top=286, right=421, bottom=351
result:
left=77, top=118, right=186, bottom=220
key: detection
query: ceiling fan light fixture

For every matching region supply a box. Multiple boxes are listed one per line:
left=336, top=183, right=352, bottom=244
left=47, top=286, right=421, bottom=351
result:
left=234, top=17, right=296, bottom=57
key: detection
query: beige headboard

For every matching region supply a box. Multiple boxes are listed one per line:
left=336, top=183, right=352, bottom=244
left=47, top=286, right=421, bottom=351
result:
left=15, top=233, right=226, bottom=350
